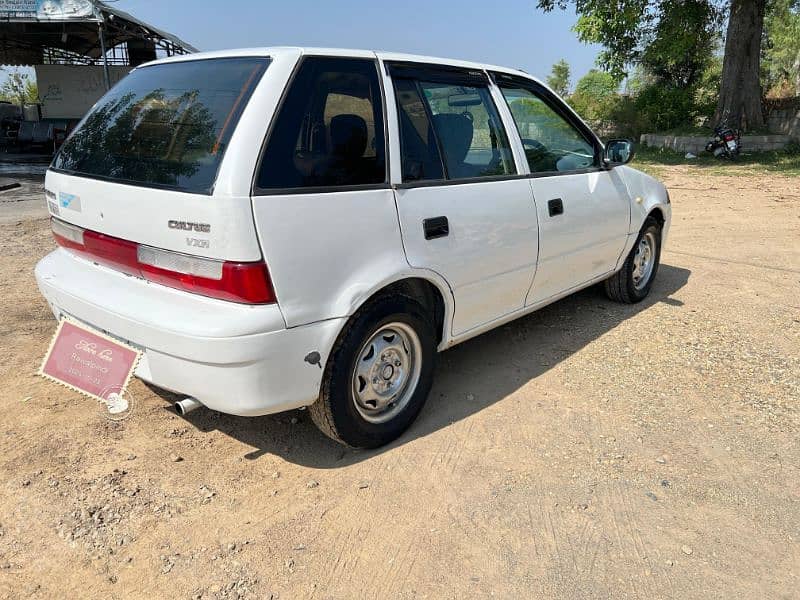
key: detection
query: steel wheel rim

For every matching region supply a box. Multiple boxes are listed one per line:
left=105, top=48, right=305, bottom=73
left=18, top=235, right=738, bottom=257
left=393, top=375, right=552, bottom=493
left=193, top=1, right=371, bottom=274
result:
left=632, top=231, right=656, bottom=290
left=351, top=322, right=422, bottom=424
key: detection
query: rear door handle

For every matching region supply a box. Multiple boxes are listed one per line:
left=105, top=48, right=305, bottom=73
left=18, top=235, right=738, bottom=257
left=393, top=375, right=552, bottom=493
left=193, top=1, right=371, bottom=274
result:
left=548, top=198, right=564, bottom=217
left=423, top=216, right=449, bottom=240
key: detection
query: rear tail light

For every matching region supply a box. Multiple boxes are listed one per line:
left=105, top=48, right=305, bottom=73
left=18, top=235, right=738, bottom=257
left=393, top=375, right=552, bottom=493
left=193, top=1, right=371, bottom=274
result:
left=50, top=218, right=276, bottom=304
left=137, top=245, right=223, bottom=279
left=51, top=218, right=85, bottom=250
left=137, top=247, right=275, bottom=304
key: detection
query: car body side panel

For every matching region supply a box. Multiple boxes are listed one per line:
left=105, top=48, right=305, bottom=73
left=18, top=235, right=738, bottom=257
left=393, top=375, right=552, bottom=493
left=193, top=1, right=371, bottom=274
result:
left=525, top=169, right=631, bottom=305
left=617, top=166, right=672, bottom=233
left=613, top=166, right=672, bottom=268
left=394, top=180, right=539, bottom=336
left=252, top=53, right=456, bottom=336
left=252, top=188, right=416, bottom=328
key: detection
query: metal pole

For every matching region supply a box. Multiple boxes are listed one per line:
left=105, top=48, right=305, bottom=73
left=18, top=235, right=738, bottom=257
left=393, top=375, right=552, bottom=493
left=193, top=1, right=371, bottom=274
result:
left=98, top=23, right=111, bottom=91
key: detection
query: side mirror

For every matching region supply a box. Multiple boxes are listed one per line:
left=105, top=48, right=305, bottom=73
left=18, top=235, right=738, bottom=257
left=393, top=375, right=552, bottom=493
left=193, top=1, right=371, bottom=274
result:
left=603, top=139, right=635, bottom=167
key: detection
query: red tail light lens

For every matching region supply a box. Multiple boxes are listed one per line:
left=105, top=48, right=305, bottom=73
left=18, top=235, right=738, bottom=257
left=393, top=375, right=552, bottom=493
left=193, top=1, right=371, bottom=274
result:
left=84, top=230, right=140, bottom=276
left=139, top=259, right=275, bottom=304
left=51, top=218, right=276, bottom=304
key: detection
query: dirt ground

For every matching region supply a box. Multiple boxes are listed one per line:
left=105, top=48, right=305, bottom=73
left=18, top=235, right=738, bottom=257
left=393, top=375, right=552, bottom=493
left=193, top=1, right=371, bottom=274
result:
left=0, top=166, right=798, bottom=599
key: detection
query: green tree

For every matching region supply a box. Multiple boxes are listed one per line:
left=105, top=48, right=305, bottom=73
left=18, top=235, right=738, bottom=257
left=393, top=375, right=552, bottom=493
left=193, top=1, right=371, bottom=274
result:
left=715, top=0, right=767, bottom=129
left=546, top=59, right=571, bottom=96
left=24, top=79, right=38, bottom=104
left=536, top=0, right=767, bottom=130
left=0, top=69, right=38, bottom=109
left=569, top=69, right=620, bottom=121
left=537, top=0, right=722, bottom=81
left=639, top=0, right=722, bottom=88
left=763, top=0, right=800, bottom=96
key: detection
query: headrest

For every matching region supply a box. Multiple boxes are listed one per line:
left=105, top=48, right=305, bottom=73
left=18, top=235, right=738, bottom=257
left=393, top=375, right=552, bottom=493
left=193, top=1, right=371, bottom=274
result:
left=330, top=114, right=368, bottom=159
left=432, top=113, right=474, bottom=164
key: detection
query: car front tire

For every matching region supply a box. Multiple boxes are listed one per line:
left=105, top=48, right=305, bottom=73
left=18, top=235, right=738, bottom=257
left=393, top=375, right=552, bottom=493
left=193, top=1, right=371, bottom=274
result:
left=604, top=216, right=662, bottom=303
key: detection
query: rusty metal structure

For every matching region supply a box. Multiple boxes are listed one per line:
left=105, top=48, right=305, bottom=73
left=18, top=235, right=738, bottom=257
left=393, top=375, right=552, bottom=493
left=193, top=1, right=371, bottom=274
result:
left=0, top=0, right=197, bottom=90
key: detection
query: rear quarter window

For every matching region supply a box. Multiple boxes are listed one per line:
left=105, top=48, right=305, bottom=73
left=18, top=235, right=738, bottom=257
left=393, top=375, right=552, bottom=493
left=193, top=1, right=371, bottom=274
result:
left=53, top=57, right=269, bottom=194
left=255, top=57, right=387, bottom=191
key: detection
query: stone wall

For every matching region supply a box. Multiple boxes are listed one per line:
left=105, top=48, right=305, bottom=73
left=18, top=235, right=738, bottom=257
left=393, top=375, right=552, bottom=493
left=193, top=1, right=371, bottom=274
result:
left=640, top=97, right=800, bottom=152
left=639, top=133, right=791, bottom=154
left=765, top=97, right=800, bottom=141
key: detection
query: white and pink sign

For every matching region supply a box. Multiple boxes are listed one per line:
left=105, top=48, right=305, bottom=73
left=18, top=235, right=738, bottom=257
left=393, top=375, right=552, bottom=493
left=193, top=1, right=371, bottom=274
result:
left=39, top=319, right=140, bottom=402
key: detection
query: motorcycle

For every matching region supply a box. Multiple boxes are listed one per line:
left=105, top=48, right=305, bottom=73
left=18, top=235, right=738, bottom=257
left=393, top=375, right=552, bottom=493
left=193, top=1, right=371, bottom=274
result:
left=705, top=124, right=741, bottom=159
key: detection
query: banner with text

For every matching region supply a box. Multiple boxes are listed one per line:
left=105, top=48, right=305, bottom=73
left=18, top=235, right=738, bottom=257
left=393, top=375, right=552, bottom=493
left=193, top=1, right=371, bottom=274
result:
left=0, top=0, right=95, bottom=20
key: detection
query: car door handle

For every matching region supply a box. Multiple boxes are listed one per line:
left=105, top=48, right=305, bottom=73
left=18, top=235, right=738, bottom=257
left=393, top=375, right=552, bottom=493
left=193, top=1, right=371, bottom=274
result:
left=548, top=198, right=564, bottom=217
left=423, top=216, right=449, bottom=240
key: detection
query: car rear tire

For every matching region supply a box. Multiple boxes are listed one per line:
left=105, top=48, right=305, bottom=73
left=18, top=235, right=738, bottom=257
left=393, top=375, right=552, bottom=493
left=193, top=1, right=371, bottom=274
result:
left=604, top=216, right=662, bottom=303
left=309, top=295, right=437, bottom=448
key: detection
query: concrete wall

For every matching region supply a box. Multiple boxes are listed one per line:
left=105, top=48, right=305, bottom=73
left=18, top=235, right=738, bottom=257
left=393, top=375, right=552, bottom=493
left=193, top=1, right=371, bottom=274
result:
left=766, top=98, right=800, bottom=141
left=640, top=97, right=800, bottom=152
left=35, top=65, right=131, bottom=120
left=640, top=133, right=791, bottom=154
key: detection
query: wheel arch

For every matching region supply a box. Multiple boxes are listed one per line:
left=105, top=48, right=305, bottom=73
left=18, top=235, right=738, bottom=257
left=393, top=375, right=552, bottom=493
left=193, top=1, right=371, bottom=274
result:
left=336, top=271, right=454, bottom=351
left=614, top=200, right=670, bottom=272
left=648, top=206, right=666, bottom=228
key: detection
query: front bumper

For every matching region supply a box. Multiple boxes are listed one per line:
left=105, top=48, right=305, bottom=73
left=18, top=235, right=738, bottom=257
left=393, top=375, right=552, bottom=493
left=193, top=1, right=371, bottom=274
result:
left=35, top=249, right=345, bottom=416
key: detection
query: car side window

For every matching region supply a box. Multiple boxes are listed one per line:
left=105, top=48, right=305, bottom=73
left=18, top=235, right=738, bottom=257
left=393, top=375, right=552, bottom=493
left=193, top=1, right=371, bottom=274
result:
left=393, top=78, right=445, bottom=181
left=419, top=80, right=515, bottom=180
left=498, top=85, right=596, bottom=174
left=392, top=70, right=516, bottom=182
left=257, top=57, right=387, bottom=190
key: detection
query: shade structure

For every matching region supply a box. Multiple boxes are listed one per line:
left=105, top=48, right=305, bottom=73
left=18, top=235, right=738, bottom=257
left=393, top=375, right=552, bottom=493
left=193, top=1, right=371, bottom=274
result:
left=0, top=0, right=197, bottom=68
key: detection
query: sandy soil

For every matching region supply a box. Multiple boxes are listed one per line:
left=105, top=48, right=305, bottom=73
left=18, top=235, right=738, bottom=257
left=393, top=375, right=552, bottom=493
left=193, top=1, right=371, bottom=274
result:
left=0, top=178, right=46, bottom=224
left=0, top=166, right=798, bottom=599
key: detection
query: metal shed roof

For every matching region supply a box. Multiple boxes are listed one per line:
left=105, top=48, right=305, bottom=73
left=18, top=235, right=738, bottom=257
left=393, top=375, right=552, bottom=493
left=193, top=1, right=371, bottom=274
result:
left=0, top=0, right=197, bottom=66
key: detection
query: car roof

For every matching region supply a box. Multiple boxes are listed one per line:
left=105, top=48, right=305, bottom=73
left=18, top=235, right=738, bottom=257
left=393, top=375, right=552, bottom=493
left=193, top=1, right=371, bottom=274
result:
left=140, top=46, right=539, bottom=83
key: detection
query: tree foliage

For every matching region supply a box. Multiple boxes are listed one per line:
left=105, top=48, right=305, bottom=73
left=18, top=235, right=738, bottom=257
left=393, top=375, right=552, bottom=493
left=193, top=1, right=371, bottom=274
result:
left=0, top=69, right=39, bottom=106
left=763, top=0, right=800, bottom=96
left=640, top=1, right=723, bottom=87
left=537, top=0, right=724, bottom=82
left=0, top=68, right=38, bottom=108
left=546, top=59, right=572, bottom=96
left=569, top=69, right=620, bottom=121
left=538, top=0, right=776, bottom=130
left=565, top=61, right=721, bottom=137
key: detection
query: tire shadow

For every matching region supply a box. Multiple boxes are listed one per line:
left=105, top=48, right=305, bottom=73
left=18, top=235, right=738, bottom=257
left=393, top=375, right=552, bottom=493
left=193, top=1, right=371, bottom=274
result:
left=163, top=264, right=690, bottom=468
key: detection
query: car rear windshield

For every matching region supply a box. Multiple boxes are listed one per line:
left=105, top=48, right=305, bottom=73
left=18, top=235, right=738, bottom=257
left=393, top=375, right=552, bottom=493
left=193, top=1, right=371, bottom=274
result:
left=53, top=57, right=270, bottom=194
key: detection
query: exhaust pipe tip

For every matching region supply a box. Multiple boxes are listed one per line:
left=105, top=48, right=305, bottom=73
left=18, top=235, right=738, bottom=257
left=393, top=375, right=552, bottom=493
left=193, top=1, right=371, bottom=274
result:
left=174, top=397, right=203, bottom=416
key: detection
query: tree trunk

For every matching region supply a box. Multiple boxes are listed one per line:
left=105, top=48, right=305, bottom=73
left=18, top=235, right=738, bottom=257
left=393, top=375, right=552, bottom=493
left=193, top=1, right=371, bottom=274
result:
left=715, top=0, right=767, bottom=130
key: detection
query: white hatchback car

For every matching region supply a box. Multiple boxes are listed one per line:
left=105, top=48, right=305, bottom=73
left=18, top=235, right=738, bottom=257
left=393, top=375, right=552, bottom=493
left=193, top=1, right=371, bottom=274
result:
left=36, top=47, right=670, bottom=448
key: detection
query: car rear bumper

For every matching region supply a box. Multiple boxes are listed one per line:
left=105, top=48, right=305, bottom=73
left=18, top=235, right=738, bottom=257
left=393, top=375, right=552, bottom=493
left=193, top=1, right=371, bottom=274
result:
left=35, top=249, right=344, bottom=416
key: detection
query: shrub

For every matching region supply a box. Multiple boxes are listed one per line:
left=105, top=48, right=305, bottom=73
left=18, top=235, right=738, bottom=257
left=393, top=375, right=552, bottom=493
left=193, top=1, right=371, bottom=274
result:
left=633, top=84, right=697, bottom=132
left=568, top=70, right=620, bottom=122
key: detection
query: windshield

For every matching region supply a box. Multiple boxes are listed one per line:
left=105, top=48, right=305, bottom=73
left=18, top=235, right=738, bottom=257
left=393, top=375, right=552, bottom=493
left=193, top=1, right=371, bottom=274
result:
left=53, top=57, right=270, bottom=194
